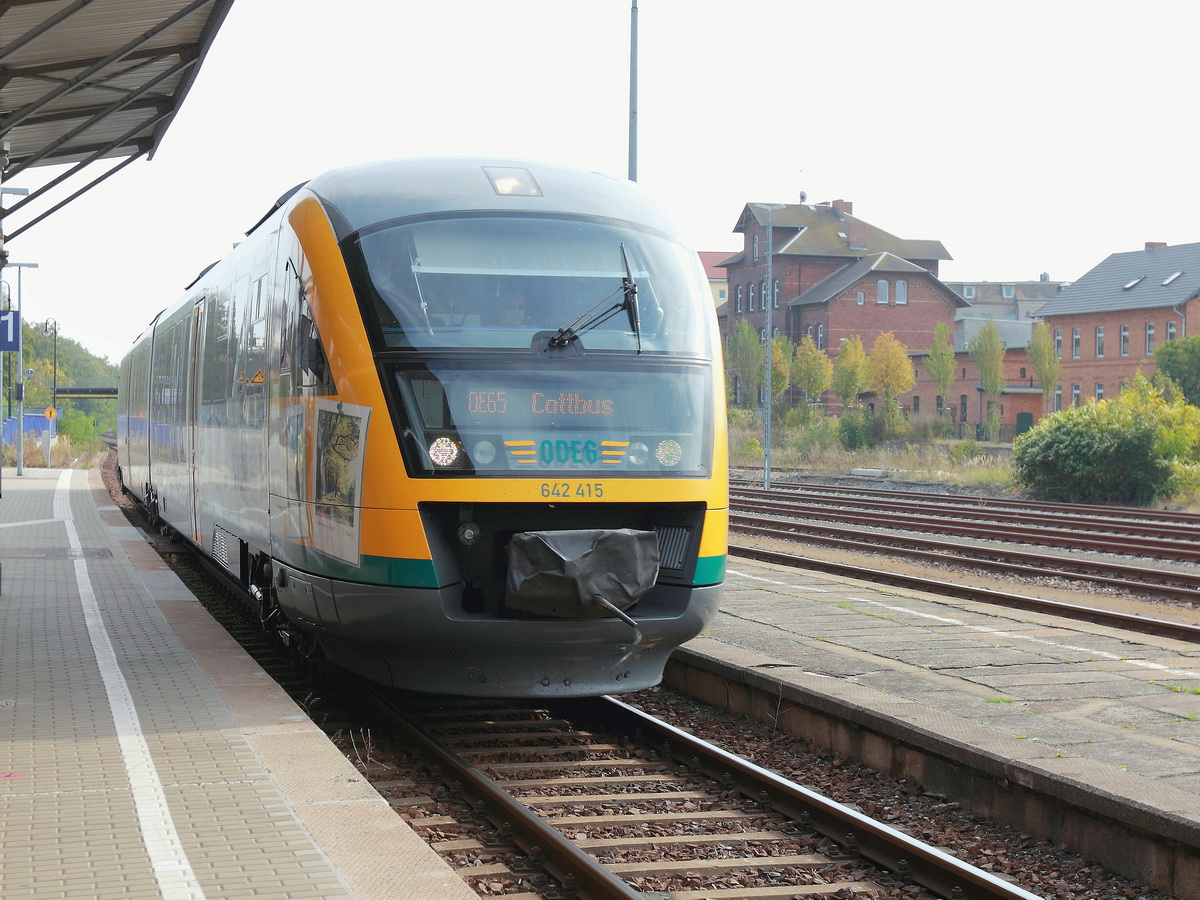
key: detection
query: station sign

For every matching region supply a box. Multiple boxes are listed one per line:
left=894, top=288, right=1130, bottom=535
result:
left=0, top=309, right=17, bottom=352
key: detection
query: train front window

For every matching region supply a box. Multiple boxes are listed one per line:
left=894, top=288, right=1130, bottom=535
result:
left=352, top=215, right=710, bottom=356
left=392, top=361, right=712, bottom=477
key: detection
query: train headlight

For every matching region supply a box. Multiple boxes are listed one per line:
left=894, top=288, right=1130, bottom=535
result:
left=428, top=436, right=460, bottom=467
left=627, top=442, right=650, bottom=465
left=472, top=441, right=497, bottom=465
left=655, top=439, right=683, bottom=467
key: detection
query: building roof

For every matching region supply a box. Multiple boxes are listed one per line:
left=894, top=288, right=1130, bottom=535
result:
left=1, top=0, right=236, bottom=243
left=1033, top=242, right=1200, bottom=318
left=697, top=250, right=731, bottom=280
left=954, top=317, right=1034, bottom=352
left=790, top=251, right=968, bottom=309
left=724, top=200, right=951, bottom=266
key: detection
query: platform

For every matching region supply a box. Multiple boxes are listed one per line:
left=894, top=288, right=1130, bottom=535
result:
left=668, top=554, right=1200, bottom=895
left=0, top=466, right=476, bottom=900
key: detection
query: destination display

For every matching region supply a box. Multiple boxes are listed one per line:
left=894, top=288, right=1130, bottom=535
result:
left=394, top=365, right=710, bottom=475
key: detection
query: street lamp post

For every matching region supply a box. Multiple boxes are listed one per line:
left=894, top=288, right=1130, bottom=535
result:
left=754, top=204, right=785, bottom=489
left=43, top=318, right=58, bottom=436
left=8, top=262, right=38, bottom=475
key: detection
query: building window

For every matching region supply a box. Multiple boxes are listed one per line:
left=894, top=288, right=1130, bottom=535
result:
left=962, top=285, right=976, bottom=299
left=1095, top=326, right=1104, bottom=358
left=817, top=323, right=824, bottom=350
left=895, top=280, right=908, bottom=304
left=1095, top=383, right=1105, bottom=401
left=1054, top=329, right=1062, bottom=358
left=936, top=395, right=944, bottom=413
left=753, top=234, right=759, bottom=261
left=1120, top=324, right=1129, bottom=356
left=1145, top=322, right=1155, bottom=354
left=960, top=395, right=968, bottom=419
left=1168, top=321, right=1178, bottom=341
left=736, top=285, right=743, bottom=313
left=1071, top=384, right=1080, bottom=407
left=1072, top=327, right=1080, bottom=359
left=718, top=288, right=727, bottom=300
left=856, top=291, right=864, bottom=305
left=748, top=283, right=755, bottom=311
left=1053, top=386, right=1061, bottom=412
left=877, top=280, right=889, bottom=304
left=1019, top=367, right=1027, bottom=379
left=773, top=280, right=779, bottom=308
left=1002, top=284, right=1015, bottom=299
left=760, top=328, right=767, bottom=342
left=761, top=281, right=767, bottom=311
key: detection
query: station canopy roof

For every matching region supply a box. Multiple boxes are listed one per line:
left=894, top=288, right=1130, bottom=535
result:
left=0, top=0, right=236, bottom=246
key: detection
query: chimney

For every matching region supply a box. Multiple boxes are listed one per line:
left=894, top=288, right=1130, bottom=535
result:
left=831, top=199, right=853, bottom=219
left=1145, top=241, right=1167, bottom=250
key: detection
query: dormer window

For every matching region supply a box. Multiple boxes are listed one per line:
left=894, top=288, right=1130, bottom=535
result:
left=962, top=285, right=976, bottom=299
left=1002, top=284, right=1015, bottom=299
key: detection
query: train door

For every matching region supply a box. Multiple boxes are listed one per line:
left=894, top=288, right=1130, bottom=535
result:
left=187, top=298, right=205, bottom=544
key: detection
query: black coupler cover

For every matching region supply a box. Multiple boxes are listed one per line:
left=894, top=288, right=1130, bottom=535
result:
left=505, top=528, right=660, bottom=618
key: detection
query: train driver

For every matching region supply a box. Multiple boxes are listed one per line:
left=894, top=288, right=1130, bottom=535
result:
left=491, top=284, right=531, bottom=327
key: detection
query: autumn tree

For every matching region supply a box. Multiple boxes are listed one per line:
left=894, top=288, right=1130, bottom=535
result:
left=791, top=335, right=832, bottom=423
left=924, top=321, right=957, bottom=433
left=768, top=333, right=794, bottom=411
left=1027, top=321, right=1061, bottom=415
left=831, top=335, right=869, bottom=411
left=867, top=332, right=915, bottom=437
left=968, top=320, right=1006, bottom=440
left=724, top=320, right=763, bottom=408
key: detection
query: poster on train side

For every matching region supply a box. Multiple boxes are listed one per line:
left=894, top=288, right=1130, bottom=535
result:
left=311, top=399, right=370, bottom=565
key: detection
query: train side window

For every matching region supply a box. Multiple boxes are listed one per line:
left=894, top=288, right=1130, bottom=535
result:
left=285, top=256, right=334, bottom=394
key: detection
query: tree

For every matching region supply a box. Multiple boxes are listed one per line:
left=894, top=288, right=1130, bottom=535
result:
left=867, top=332, right=915, bottom=437
left=724, top=320, right=763, bottom=408
left=1154, top=335, right=1200, bottom=407
left=968, top=321, right=1006, bottom=440
left=1012, top=376, right=1200, bottom=504
left=831, top=335, right=869, bottom=410
left=1027, top=321, right=1061, bottom=415
left=768, top=333, right=793, bottom=410
left=791, top=335, right=832, bottom=423
left=924, top=321, right=957, bottom=434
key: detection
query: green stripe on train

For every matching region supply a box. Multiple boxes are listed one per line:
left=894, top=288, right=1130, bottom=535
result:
left=693, top=554, right=726, bottom=585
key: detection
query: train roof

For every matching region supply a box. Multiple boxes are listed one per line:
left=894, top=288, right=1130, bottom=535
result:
left=296, top=158, right=684, bottom=243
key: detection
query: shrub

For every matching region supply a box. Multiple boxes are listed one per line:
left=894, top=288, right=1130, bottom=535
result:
left=1012, top=377, right=1200, bottom=504
left=838, top=408, right=869, bottom=450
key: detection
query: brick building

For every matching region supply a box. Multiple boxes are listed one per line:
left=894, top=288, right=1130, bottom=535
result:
left=719, top=199, right=955, bottom=353
left=1033, top=241, right=1200, bottom=411
left=903, top=320, right=1043, bottom=440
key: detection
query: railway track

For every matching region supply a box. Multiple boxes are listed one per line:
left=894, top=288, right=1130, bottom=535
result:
left=732, top=477, right=1200, bottom=528
left=729, top=489, right=1200, bottom=606
left=362, top=688, right=1042, bottom=900
left=730, top=486, right=1200, bottom=562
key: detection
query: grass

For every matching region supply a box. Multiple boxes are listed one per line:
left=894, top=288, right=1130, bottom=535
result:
left=728, top=415, right=1016, bottom=493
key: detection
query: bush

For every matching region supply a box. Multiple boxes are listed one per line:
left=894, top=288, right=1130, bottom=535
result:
left=1012, top=377, right=1200, bottom=504
left=838, top=408, right=870, bottom=450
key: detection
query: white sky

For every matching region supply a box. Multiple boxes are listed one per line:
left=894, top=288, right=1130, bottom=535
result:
left=7, top=0, right=1200, bottom=364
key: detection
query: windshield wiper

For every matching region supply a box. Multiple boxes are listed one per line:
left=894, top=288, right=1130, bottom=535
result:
left=549, top=243, right=642, bottom=352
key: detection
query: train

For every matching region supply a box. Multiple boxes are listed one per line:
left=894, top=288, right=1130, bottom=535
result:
left=116, top=157, right=728, bottom=697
